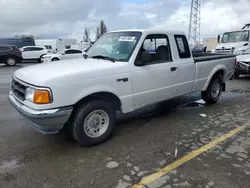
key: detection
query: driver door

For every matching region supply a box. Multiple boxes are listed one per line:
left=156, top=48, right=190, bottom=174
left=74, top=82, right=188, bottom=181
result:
left=130, top=34, right=180, bottom=109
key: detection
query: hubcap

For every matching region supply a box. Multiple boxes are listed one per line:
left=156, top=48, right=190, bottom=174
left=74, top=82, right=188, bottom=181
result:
left=211, top=81, right=221, bottom=99
left=83, top=110, right=109, bottom=138
left=7, top=58, right=15, bottom=65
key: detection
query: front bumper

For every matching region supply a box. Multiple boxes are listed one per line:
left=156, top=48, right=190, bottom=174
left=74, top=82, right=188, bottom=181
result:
left=41, top=58, right=51, bottom=63
left=8, top=91, right=73, bottom=134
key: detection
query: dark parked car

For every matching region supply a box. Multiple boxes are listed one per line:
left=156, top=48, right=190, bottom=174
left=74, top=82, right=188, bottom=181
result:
left=0, top=44, right=22, bottom=66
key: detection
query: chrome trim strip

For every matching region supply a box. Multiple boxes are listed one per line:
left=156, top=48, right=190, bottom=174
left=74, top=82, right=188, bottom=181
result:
left=8, top=91, right=73, bottom=134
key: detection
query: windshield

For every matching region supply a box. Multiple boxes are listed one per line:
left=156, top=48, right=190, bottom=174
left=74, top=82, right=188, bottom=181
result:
left=87, top=31, right=142, bottom=61
left=221, top=31, right=249, bottom=43
left=56, top=50, right=64, bottom=54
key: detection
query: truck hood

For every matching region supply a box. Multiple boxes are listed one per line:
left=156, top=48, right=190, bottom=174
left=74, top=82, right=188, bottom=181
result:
left=236, top=54, right=250, bottom=62
left=216, top=42, right=248, bottom=50
left=14, top=58, right=129, bottom=86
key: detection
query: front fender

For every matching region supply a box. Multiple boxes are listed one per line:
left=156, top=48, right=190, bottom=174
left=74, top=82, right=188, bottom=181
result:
left=74, top=84, right=120, bottom=104
left=202, top=65, right=226, bottom=91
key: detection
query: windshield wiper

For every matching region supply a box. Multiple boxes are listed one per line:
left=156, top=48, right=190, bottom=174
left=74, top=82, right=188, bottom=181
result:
left=91, top=55, right=115, bottom=62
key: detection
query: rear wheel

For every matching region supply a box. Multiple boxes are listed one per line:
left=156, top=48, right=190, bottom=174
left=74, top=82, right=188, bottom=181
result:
left=201, top=75, right=223, bottom=104
left=71, top=100, right=116, bottom=147
left=5, top=57, right=16, bottom=66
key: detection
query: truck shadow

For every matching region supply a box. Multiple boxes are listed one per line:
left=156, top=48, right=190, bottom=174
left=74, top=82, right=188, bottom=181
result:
left=114, top=92, right=202, bottom=137
left=236, top=75, right=250, bottom=80
left=41, top=89, right=240, bottom=147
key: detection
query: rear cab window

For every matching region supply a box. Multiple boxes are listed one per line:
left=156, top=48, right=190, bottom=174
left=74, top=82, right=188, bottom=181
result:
left=174, top=35, right=191, bottom=59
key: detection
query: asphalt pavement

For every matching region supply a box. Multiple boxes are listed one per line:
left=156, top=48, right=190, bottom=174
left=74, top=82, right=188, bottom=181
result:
left=0, top=63, right=250, bottom=188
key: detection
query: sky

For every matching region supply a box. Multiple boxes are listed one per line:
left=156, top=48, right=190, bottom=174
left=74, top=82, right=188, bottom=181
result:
left=0, top=0, right=250, bottom=41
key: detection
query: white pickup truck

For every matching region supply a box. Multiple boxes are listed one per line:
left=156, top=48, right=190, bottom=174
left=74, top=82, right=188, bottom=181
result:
left=9, top=29, right=236, bottom=146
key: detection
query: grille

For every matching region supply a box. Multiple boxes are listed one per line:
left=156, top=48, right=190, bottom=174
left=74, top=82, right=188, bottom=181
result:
left=11, top=79, right=26, bottom=101
left=239, top=61, right=250, bottom=70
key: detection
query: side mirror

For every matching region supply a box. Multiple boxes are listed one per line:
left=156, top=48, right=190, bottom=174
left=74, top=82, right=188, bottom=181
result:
left=217, top=35, right=220, bottom=43
left=134, top=61, right=144, bottom=66
left=61, top=52, right=65, bottom=55
left=134, top=52, right=152, bottom=66
left=141, top=52, right=152, bottom=63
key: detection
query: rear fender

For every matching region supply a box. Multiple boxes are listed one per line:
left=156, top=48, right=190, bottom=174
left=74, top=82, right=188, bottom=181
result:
left=202, top=65, right=226, bottom=91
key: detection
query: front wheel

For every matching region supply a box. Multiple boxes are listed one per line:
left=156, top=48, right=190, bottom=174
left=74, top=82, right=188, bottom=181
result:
left=38, top=55, right=45, bottom=63
left=71, top=100, right=116, bottom=147
left=234, top=72, right=240, bottom=79
left=201, top=75, right=223, bottom=104
left=5, top=57, right=16, bottom=66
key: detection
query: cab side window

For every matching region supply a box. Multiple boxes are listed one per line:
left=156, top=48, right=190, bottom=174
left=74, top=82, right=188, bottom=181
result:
left=31, top=47, right=44, bottom=51
left=71, top=50, right=82, bottom=54
left=174, top=35, right=191, bottom=59
left=135, top=34, right=172, bottom=64
left=65, top=50, right=74, bottom=54
left=23, top=47, right=32, bottom=51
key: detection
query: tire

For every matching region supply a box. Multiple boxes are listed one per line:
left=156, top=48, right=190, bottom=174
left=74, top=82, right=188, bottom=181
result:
left=201, top=75, right=223, bottom=104
left=71, top=100, right=116, bottom=147
left=38, top=55, right=45, bottom=63
left=5, top=57, right=16, bottom=66
left=52, top=58, right=59, bottom=61
left=234, top=72, right=240, bottom=79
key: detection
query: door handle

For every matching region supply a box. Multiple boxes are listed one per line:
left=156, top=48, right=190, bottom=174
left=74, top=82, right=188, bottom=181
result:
left=117, top=78, right=128, bottom=82
left=170, top=67, right=178, bottom=71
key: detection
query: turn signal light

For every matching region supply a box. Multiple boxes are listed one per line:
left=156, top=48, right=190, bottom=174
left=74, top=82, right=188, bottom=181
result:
left=33, top=90, right=51, bottom=104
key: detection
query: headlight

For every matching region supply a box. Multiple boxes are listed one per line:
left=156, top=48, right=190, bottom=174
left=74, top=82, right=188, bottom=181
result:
left=25, top=87, right=52, bottom=104
left=235, top=50, right=244, bottom=55
left=25, top=87, right=35, bottom=102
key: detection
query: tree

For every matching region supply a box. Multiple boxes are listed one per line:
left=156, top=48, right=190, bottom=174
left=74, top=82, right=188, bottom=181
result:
left=95, top=20, right=108, bottom=41
left=99, top=20, right=107, bottom=36
left=83, top=28, right=90, bottom=42
left=95, top=26, right=100, bottom=40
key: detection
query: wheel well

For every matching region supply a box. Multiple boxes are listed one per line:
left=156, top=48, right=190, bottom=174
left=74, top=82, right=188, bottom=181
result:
left=74, top=92, right=122, bottom=111
left=5, top=55, right=17, bottom=61
left=203, top=69, right=226, bottom=91
left=213, top=69, right=226, bottom=91
left=52, top=57, right=59, bottom=60
left=214, top=70, right=225, bottom=80
left=40, top=54, right=46, bottom=58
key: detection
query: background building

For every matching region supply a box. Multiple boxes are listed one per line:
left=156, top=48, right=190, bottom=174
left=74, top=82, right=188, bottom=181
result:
left=203, top=37, right=218, bottom=52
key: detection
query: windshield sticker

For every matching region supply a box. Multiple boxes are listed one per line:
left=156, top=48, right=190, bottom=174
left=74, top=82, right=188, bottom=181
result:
left=176, top=38, right=185, bottom=53
left=118, top=36, right=136, bottom=42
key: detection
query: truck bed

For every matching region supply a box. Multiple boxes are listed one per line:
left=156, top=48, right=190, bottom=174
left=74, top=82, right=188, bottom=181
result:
left=193, top=53, right=235, bottom=63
